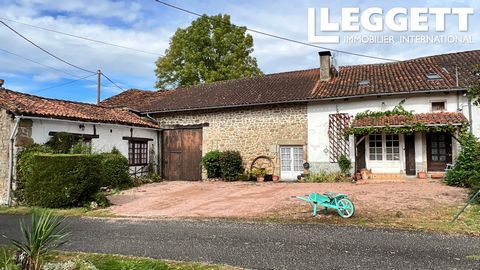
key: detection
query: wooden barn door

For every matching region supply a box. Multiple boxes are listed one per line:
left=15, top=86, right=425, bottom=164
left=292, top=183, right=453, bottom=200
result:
left=163, top=129, right=202, bottom=181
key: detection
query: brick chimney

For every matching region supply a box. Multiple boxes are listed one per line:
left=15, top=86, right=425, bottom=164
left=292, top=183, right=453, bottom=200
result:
left=319, top=51, right=332, bottom=82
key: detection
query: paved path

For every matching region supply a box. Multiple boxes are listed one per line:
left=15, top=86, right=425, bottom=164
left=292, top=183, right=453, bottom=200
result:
left=1, top=215, right=479, bottom=269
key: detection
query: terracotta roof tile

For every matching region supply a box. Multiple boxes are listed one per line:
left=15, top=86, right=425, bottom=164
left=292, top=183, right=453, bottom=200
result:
left=101, top=50, right=480, bottom=112
left=351, top=112, right=468, bottom=127
left=0, top=88, right=159, bottom=128
left=101, top=69, right=319, bottom=112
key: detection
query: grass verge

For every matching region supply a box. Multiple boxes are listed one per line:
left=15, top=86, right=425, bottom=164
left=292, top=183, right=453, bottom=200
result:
left=0, top=206, right=114, bottom=218
left=0, top=246, right=238, bottom=270
left=264, top=203, right=480, bottom=236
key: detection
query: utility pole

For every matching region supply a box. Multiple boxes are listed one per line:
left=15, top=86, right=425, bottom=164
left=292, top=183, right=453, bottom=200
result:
left=97, top=69, right=101, bottom=105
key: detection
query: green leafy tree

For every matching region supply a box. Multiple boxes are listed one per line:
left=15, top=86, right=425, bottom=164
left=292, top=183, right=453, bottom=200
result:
left=155, top=14, right=262, bottom=89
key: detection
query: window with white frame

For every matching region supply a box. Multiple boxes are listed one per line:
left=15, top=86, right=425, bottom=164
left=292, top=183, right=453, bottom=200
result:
left=431, top=101, right=446, bottom=112
left=369, top=134, right=383, bottom=160
left=385, top=134, right=400, bottom=160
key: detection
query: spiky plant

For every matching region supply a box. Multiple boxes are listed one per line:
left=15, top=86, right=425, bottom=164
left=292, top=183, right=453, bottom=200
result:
left=11, top=209, right=69, bottom=270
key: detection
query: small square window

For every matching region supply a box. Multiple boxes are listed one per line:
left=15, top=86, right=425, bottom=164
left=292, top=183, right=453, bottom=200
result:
left=431, top=101, right=445, bottom=112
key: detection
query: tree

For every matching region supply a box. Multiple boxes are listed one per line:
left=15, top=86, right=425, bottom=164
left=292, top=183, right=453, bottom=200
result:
left=154, top=14, right=262, bottom=89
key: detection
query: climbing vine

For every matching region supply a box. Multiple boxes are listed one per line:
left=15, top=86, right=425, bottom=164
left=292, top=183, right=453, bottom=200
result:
left=353, top=99, right=413, bottom=120
left=466, top=64, right=480, bottom=106
left=347, top=100, right=468, bottom=135
left=347, top=123, right=468, bottom=136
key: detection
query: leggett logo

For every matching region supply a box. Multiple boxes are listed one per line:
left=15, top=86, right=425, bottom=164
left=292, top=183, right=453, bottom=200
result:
left=308, top=7, right=474, bottom=44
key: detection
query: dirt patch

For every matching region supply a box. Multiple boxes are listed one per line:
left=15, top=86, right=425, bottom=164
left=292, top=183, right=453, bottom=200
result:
left=107, top=181, right=468, bottom=219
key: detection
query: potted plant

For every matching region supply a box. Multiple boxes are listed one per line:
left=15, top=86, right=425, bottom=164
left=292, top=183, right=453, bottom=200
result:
left=418, top=170, right=427, bottom=179
left=272, top=175, right=280, bottom=182
left=360, top=168, right=369, bottom=180
left=252, top=168, right=266, bottom=182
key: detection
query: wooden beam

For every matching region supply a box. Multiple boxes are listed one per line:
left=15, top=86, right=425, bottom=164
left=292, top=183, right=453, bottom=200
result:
left=48, top=131, right=99, bottom=139
left=122, top=136, right=153, bottom=142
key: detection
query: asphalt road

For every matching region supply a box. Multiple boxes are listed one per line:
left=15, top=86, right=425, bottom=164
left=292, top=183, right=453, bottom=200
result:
left=1, top=215, right=479, bottom=270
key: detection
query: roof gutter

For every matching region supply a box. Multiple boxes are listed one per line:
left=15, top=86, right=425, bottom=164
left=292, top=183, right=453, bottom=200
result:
left=6, top=116, right=21, bottom=206
left=141, top=88, right=467, bottom=115
left=18, top=115, right=162, bottom=131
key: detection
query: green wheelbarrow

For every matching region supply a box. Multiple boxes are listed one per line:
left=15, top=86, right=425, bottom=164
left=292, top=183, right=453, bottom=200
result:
left=296, top=192, right=355, bottom=218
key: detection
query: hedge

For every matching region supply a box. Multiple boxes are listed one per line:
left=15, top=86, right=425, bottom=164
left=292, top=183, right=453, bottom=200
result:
left=21, top=154, right=103, bottom=208
left=201, top=150, right=221, bottom=178
left=219, top=151, right=244, bottom=181
left=99, top=152, right=132, bottom=188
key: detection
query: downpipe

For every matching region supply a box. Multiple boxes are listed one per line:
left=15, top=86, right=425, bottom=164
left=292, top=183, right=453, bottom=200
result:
left=6, top=116, right=21, bottom=206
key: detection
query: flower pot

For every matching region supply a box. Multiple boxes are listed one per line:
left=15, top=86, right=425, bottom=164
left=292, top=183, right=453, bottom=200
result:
left=360, top=169, right=369, bottom=180
left=272, top=175, right=280, bottom=182
left=355, top=173, right=362, bottom=181
left=256, top=176, right=265, bottom=182
left=418, top=171, right=427, bottom=179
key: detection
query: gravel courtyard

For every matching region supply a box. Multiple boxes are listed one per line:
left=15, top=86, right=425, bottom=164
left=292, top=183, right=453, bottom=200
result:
left=107, top=181, right=468, bottom=219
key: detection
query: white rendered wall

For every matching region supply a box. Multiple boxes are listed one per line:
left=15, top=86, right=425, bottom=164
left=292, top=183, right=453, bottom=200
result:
left=307, top=93, right=472, bottom=173
left=30, top=119, right=159, bottom=162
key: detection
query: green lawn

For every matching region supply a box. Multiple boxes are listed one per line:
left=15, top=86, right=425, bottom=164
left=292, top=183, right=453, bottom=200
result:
left=0, top=206, right=114, bottom=218
left=265, top=203, right=480, bottom=236
left=0, top=246, right=238, bottom=270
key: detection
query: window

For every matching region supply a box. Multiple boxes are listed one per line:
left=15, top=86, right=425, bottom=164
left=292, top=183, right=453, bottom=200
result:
left=431, top=101, right=445, bottom=112
left=385, top=134, right=400, bottom=160
left=358, top=80, right=370, bottom=86
left=128, top=141, right=148, bottom=165
left=369, top=134, right=383, bottom=160
left=280, top=146, right=304, bottom=172
left=426, top=73, right=442, bottom=80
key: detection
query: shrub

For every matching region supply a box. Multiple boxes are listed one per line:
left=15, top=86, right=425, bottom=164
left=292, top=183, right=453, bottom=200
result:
left=338, top=154, right=352, bottom=175
left=219, top=151, right=244, bottom=181
left=445, top=132, right=480, bottom=188
left=21, top=154, right=103, bottom=208
left=99, top=151, right=131, bottom=188
left=10, top=208, right=69, bottom=270
left=46, top=132, right=79, bottom=153
left=201, top=150, right=221, bottom=178
left=15, top=144, right=54, bottom=204
left=305, top=171, right=346, bottom=183
left=70, top=140, right=92, bottom=154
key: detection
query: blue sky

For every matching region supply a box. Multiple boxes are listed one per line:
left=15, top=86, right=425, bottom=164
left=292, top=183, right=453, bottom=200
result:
left=0, top=0, right=478, bottom=103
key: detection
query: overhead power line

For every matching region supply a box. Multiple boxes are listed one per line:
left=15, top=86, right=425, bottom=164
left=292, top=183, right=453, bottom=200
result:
left=0, top=47, right=81, bottom=78
left=0, top=20, right=96, bottom=74
left=0, top=20, right=128, bottom=95
left=153, top=0, right=400, bottom=62
left=0, top=17, right=163, bottom=56
left=0, top=47, right=115, bottom=89
left=30, top=74, right=96, bottom=94
left=101, top=73, right=125, bottom=91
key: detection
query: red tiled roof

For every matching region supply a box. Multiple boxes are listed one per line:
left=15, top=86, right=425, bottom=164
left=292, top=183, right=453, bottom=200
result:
left=312, top=50, right=480, bottom=98
left=0, top=88, right=159, bottom=128
left=101, top=69, right=318, bottom=112
left=101, top=50, right=480, bottom=113
left=351, top=112, right=468, bottom=128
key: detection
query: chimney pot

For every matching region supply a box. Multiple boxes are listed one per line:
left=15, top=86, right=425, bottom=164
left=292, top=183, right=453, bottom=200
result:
left=319, top=51, right=332, bottom=82
left=0, top=79, right=4, bottom=88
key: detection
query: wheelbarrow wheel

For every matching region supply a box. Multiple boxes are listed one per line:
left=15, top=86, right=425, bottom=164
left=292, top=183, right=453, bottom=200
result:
left=337, top=198, right=355, bottom=218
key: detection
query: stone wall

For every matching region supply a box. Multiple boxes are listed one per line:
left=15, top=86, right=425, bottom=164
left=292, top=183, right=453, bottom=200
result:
left=155, top=103, right=308, bottom=177
left=0, top=109, right=15, bottom=204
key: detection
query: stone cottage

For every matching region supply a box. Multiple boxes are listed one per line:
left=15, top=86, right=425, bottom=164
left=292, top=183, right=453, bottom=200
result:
left=103, top=50, right=480, bottom=181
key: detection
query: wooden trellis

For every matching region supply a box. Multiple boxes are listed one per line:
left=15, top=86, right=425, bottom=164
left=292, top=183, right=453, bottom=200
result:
left=328, top=113, right=350, bottom=162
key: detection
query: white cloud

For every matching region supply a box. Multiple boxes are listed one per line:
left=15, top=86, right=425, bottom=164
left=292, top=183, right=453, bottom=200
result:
left=0, top=0, right=479, bottom=96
